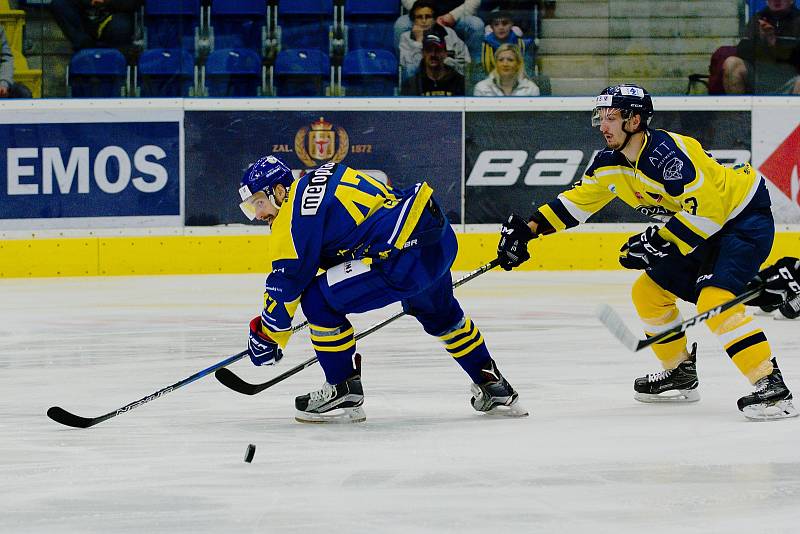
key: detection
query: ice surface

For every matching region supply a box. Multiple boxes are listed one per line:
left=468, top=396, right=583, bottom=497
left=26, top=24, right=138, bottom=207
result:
left=2, top=271, right=799, bottom=533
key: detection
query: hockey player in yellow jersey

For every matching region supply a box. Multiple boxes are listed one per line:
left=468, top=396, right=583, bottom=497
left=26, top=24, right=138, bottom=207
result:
left=496, top=83, right=799, bottom=420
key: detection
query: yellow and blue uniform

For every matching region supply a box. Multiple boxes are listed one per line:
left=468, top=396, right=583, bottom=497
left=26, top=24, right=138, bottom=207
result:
left=536, top=129, right=777, bottom=383
left=260, top=162, right=493, bottom=385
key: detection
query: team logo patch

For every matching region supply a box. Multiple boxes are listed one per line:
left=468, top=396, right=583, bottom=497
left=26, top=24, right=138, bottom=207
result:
left=619, top=86, right=645, bottom=97
left=663, top=157, right=684, bottom=181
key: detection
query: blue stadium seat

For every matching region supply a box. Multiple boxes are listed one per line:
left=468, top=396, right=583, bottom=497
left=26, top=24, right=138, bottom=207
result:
left=67, top=48, right=129, bottom=98
left=137, top=48, right=195, bottom=97
left=204, top=48, right=263, bottom=97
left=273, top=48, right=331, bottom=96
left=344, top=0, right=398, bottom=52
left=277, top=0, right=334, bottom=51
left=144, top=0, right=202, bottom=53
left=210, top=0, right=267, bottom=52
left=341, top=49, right=398, bottom=96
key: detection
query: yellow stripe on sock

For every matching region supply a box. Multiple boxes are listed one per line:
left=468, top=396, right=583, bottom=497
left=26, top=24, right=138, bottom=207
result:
left=439, top=317, right=472, bottom=342
left=449, top=335, right=485, bottom=359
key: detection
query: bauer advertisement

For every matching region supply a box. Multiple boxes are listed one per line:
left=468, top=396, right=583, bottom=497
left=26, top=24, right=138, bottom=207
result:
left=184, top=111, right=462, bottom=225
left=0, top=115, right=182, bottom=229
left=465, top=111, right=752, bottom=224
left=752, top=106, right=800, bottom=223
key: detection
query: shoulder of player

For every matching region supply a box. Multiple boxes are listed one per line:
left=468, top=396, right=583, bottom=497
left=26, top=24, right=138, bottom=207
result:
left=639, top=129, right=698, bottom=193
left=585, top=148, right=626, bottom=176
left=291, top=162, right=343, bottom=216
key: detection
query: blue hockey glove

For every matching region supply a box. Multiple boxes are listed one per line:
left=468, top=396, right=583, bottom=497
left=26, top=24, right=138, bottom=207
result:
left=497, top=214, right=535, bottom=271
left=619, top=225, right=678, bottom=270
left=746, top=257, right=800, bottom=311
left=248, top=316, right=283, bottom=366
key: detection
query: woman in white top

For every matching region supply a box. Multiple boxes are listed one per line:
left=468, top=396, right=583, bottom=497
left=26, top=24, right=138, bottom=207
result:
left=473, top=43, right=540, bottom=96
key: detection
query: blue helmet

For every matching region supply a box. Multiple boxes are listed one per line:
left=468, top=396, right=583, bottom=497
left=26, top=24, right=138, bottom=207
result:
left=591, top=84, right=653, bottom=129
left=238, top=155, right=294, bottom=220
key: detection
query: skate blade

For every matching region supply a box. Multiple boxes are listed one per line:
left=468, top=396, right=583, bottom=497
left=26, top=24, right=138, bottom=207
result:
left=634, top=388, right=700, bottom=403
left=295, top=406, right=366, bottom=424
left=482, top=401, right=529, bottom=417
left=742, top=400, right=799, bottom=421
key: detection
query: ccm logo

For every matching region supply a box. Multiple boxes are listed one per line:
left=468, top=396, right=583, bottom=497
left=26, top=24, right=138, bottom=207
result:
left=466, top=149, right=750, bottom=186
left=6, top=145, right=169, bottom=195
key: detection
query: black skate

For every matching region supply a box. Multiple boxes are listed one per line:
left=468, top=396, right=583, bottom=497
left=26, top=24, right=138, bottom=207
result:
left=737, top=360, right=798, bottom=421
left=470, top=359, right=528, bottom=417
left=634, top=343, right=700, bottom=403
left=295, top=354, right=366, bottom=424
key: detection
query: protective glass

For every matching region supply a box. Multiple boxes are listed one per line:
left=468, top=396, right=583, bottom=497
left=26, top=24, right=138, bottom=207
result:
left=238, top=190, right=268, bottom=220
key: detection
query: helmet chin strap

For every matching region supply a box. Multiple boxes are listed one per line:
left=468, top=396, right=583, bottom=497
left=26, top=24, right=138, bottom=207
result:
left=268, top=185, right=288, bottom=211
left=268, top=194, right=281, bottom=211
left=617, top=118, right=644, bottom=153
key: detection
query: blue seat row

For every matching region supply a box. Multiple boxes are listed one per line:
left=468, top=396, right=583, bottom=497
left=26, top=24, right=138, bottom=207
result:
left=67, top=46, right=400, bottom=97
left=139, top=0, right=401, bottom=58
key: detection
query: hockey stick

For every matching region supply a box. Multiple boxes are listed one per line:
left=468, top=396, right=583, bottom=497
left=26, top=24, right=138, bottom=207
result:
left=596, top=283, right=765, bottom=352
left=47, top=319, right=316, bottom=428
left=214, top=258, right=502, bottom=396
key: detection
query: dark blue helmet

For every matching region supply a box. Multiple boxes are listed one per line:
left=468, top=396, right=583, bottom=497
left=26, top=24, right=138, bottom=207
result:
left=591, top=84, right=653, bottom=128
left=238, top=155, right=294, bottom=220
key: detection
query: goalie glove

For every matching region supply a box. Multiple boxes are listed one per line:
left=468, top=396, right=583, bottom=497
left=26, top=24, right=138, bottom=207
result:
left=619, top=225, right=678, bottom=270
left=746, top=257, right=800, bottom=310
left=497, top=214, right=535, bottom=271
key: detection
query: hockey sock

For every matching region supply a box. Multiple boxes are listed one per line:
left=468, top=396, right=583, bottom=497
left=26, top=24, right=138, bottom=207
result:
left=697, top=286, right=773, bottom=384
left=437, top=315, right=492, bottom=383
left=631, top=273, right=689, bottom=369
left=310, top=321, right=357, bottom=385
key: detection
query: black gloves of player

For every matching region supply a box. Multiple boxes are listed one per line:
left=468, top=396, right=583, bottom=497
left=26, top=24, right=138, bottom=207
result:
left=497, top=214, right=535, bottom=271
left=619, top=225, right=678, bottom=270
left=746, top=257, right=800, bottom=316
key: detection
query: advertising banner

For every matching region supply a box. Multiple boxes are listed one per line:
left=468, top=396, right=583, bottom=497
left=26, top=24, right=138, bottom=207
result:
left=752, top=106, right=800, bottom=223
left=184, top=111, right=462, bottom=225
left=465, top=111, right=751, bottom=224
left=1, top=120, right=181, bottom=229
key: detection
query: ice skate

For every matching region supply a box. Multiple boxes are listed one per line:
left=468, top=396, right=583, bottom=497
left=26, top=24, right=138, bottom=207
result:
left=634, top=343, right=700, bottom=403
left=295, top=355, right=366, bottom=424
left=470, top=359, right=528, bottom=417
left=737, top=360, right=798, bottom=421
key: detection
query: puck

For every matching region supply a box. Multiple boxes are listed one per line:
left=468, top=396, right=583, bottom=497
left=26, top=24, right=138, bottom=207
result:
left=244, top=443, right=256, bottom=463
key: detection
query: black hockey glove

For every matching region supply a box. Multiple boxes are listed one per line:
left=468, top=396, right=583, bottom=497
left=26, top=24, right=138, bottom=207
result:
left=497, top=214, right=535, bottom=271
left=746, top=257, right=800, bottom=311
left=619, top=225, right=678, bottom=270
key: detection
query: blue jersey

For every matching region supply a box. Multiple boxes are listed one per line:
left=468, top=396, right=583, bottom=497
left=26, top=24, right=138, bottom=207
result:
left=259, top=162, right=435, bottom=347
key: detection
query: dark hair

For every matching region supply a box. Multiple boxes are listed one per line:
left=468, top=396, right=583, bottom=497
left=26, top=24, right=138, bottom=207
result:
left=409, top=0, right=439, bottom=23
left=489, top=10, right=515, bottom=23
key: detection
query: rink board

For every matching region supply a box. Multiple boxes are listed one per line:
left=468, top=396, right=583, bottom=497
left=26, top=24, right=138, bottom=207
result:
left=1, top=229, right=798, bottom=278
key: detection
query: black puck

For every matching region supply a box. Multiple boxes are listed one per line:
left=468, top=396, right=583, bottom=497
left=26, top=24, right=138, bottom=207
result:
left=244, top=443, right=256, bottom=463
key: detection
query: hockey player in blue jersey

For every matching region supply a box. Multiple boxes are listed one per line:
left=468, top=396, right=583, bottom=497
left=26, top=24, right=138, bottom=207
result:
left=497, top=84, right=800, bottom=420
left=238, top=155, right=527, bottom=423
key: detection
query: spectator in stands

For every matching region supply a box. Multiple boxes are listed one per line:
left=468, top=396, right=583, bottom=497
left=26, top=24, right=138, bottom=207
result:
left=473, top=43, right=539, bottom=96
left=480, top=1, right=556, bottom=37
left=0, top=25, right=32, bottom=98
left=401, top=32, right=465, bottom=96
left=399, top=7, right=470, bottom=78
left=722, top=0, right=800, bottom=94
left=395, top=1, right=484, bottom=59
left=480, top=10, right=533, bottom=75
left=50, top=0, right=140, bottom=52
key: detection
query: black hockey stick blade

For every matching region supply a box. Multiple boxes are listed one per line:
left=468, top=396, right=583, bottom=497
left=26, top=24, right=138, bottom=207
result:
left=215, top=258, right=501, bottom=395
left=47, top=406, right=107, bottom=428
left=596, top=283, right=764, bottom=352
